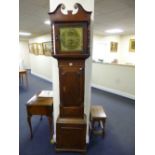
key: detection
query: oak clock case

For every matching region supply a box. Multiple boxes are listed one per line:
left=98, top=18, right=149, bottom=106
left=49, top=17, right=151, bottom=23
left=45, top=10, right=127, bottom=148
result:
left=49, top=3, right=91, bottom=152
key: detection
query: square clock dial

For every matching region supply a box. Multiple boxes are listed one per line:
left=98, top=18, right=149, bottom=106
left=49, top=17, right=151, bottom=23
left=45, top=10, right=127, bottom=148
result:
left=60, top=27, right=83, bottom=52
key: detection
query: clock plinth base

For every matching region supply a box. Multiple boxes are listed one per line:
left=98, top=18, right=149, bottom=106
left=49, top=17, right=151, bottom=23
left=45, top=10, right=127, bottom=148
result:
left=56, top=115, right=87, bottom=152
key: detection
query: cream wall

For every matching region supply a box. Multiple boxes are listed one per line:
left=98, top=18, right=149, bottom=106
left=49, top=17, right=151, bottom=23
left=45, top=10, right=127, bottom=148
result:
left=19, top=40, right=30, bottom=69
left=92, top=34, right=135, bottom=65
left=29, top=34, right=53, bottom=82
left=92, top=62, right=135, bottom=99
left=91, top=34, right=135, bottom=99
left=118, top=35, right=135, bottom=64
left=20, top=34, right=135, bottom=100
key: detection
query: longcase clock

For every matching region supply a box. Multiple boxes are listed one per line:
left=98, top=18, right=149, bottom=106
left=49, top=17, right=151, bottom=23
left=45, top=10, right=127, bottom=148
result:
left=49, top=3, right=91, bottom=153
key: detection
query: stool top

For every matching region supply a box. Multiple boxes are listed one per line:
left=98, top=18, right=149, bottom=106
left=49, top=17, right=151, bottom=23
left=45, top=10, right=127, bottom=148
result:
left=91, top=105, right=107, bottom=118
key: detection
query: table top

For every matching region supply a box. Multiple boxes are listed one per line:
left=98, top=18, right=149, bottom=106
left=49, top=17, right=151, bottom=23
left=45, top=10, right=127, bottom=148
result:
left=27, top=93, right=53, bottom=106
left=19, top=69, right=27, bottom=73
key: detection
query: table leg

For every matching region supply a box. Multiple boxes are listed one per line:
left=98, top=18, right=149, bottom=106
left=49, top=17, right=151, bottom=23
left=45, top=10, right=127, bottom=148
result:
left=25, top=72, right=28, bottom=88
left=27, top=115, right=33, bottom=139
left=92, top=120, right=95, bottom=134
left=19, top=75, right=21, bottom=84
left=20, top=75, right=23, bottom=85
left=48, top=117, right=52, bottom=138
left=40, top=115, right=43, bottom=121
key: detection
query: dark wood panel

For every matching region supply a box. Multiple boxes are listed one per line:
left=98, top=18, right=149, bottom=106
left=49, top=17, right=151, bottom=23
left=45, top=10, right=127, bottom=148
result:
left=60, top=66, right=84, bottom=106
left=56, top=116, right=86, bottom=152
left=59, top=60, right=85, bottom=118
left=60, top=105, right=84, bottom=118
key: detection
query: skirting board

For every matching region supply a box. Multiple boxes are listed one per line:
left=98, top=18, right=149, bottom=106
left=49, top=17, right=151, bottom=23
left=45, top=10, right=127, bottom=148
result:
left=31, top=71, right=52, bottom=83
left=91, top=83, right=135, bottom=100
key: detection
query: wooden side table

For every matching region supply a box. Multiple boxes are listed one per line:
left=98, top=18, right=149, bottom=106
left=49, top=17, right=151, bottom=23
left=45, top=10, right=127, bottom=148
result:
left=19, top=69, right=28, bottom=88
left=26, top=93, right=53, bottom=139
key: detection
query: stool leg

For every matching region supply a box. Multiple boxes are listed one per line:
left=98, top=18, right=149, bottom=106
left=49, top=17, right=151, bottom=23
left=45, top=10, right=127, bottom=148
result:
left=27, top=115, right=33, bottom=139
left=89, top=121, right=92, bottom=137
left=102, top=119, right=106, bottom=136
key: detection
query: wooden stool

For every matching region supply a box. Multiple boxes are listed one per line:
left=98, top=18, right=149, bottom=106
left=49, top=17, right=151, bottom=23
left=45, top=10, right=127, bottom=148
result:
left=26, top=93, right=53, bottom=139
left=90, top=105, right=107, bottom=135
